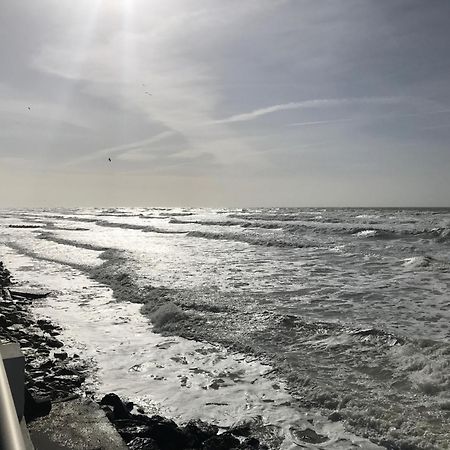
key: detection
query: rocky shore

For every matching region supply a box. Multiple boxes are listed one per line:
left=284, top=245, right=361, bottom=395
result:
left=0, top=261, right=270, bottom=450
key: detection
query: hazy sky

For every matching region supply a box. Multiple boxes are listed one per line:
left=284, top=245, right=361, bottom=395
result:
left=1, top=0, right=450, bottom=207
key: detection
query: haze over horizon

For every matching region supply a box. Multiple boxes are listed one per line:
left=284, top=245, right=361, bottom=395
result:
left=1, top=0, right=450, bottom=207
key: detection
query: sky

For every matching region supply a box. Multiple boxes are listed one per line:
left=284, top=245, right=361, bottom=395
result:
left=1, top=0, right=450, bottom=207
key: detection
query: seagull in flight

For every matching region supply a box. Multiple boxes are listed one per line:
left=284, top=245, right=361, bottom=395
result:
left=108, top=158, right=112, bottom=162
left=27, top=107, right=31, bottom=111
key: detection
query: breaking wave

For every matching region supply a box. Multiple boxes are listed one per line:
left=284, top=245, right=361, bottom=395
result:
left=186, top=230, right=311, bottom=248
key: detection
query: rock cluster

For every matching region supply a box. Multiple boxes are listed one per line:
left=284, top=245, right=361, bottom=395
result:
left=0, top=261, right=11, bottom=287
left=0, top=287, right=87, bottom=403
left=100, top=393, right=268, bottom=450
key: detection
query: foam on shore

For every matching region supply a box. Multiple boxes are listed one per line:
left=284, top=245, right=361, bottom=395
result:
left=0, top=247, right=381, bottom=449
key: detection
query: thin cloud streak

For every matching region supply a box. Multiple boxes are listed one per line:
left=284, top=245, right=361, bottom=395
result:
left=62, top=130, right=177, bottom=168
left=287, top=109, right=450, bottom=128
left=214, top=97, right=402, bottom=124
left=287, top=118, right=355, bottom=127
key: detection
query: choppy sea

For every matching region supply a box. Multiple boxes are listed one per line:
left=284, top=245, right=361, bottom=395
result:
left=1, top=207, right=449, bottom=449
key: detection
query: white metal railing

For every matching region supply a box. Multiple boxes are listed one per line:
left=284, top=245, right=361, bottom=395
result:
left=0, top=354, right=26, bottom=450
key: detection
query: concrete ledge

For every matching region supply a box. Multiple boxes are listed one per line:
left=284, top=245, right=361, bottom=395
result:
left=29, top=399, right=127, bottom=450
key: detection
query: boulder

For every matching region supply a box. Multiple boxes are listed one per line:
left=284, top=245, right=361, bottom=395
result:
left=145, top=416, right=189, bottom=450
left=100, top=393, right=132, bottom=420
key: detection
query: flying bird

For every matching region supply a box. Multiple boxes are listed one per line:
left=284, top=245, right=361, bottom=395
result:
left=27, top=107, right=31, bottom=111
left=108, top=158, right=111, bottom=162
left=144, top=91, right=152, bottom=96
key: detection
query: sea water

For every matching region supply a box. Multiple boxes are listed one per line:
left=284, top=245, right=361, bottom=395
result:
left=1, top=207, right=449, bottom=449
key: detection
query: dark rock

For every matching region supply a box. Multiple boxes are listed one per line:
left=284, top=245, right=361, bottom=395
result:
left=0, top=313, right=9, bottom=327
left=328, top=411, right=343, bottom=422
left=202, top=432, right=240, bottom=450
left=125, top=401, right=135, bottom=411
left=45, top=337, right=64, bottom=348
left=51, top=374, right=85, bottom=387
left=100, top=393, right=132, bottom=420
left=8, top=323, right=25, bottom=333
left=37, top=319, right=55, bottom=331
left=183, top=419, right=218, bottom=446
left=29, top=370, right=46, bottom=378
left=39, top=360, right=55, bottom=370
left=128, top=437, right=160, bottom=450
left=239, top=437, right=260, bottom=449
left=146, top=416, right=189, bottom=450
left=9, top=288, right=50, bottom=299
left=101, top=405, right=114, bottom=421
left=230, top=419, right=252, bottom=437
left=54, top=367, right=79, bottom=376
left=24, top=389, right=52, bottom=422
left=19, top=338, right=31, bottom=347
left=54, top=351, right=68, bottom=360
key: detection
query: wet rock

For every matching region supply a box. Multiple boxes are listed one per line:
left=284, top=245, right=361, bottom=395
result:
left=39, top=360, right=55, bottom=370
left=202, top=432, right=240, bottom=450
left=0, top=313, right=9, bottom=327
left=125, top=401, right=134, bottom=412
left=9, top=288, right=50, bottom=299
left=54, top=351, right=68, bottom=360
left=9, top=323, right=25, bottom=333
left=54, top=366, right=80, bottom=376
left=230, top=417, right=262, bottom=437
left=100, top=393, right=132, bottom=420
left=51, top=374, right=85, bottom=388
left=146, top=415, right=189, bottom=450
left=45, top=337, right=64, bottom=348
left=19, top=338, right=31, bottom=347
left=239, top=437, right=260, bottom=449
left=182, top=419, right=218, bottom=447
left=328, top=411, right=343, bottom=422
left=128, top=437, right=160, bottom=450
left=37, top=319, right=55, bottom=332
left=24, top=389, right=52, bottom=422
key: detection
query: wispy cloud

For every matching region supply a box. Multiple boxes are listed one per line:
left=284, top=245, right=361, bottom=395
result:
left=287, top=118, right=356, bottom=127
left=63, top=131, right=177, bottom=167
left=214, top=97, right=401, bottom=124
left=286, top=108, right=450, bottom=128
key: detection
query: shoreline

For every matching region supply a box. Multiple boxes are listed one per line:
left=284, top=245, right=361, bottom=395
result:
left=0, top=260, right=277, bottom=450
left=2, top=243, right=447, bottom=449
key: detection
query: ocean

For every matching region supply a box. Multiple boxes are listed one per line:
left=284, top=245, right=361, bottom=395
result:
left=1, top=207, right=449, bottom=449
